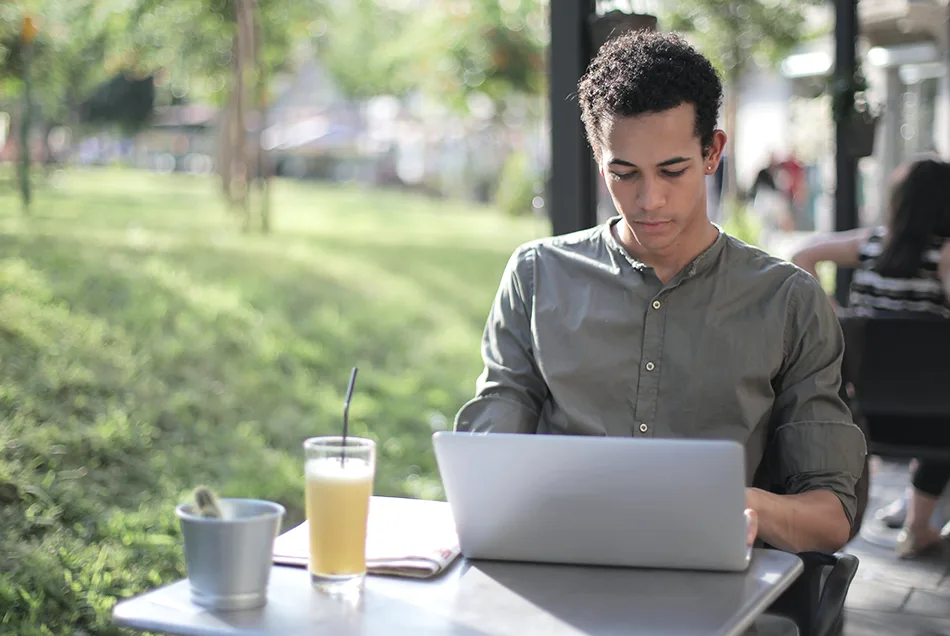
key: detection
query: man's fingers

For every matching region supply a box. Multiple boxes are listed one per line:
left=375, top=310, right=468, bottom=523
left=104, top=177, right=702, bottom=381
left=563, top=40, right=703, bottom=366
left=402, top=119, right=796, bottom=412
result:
left=745, top=508, right=759, bottom=546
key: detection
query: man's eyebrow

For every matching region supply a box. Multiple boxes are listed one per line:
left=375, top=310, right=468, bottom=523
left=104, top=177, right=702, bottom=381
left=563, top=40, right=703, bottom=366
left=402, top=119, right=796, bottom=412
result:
left=657, top=156, right=691, bottom=167
left=606, top=156, right=692, bottom=168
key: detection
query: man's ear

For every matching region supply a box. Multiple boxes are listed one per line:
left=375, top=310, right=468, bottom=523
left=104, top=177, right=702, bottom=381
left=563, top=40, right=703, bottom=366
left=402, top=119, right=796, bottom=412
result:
left=704, top=129, right=728, bottom=173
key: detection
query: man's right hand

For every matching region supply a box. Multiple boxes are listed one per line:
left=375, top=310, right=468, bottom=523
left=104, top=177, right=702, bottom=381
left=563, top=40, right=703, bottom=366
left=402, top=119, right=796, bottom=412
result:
left=745, top=508, right=759, bottom=547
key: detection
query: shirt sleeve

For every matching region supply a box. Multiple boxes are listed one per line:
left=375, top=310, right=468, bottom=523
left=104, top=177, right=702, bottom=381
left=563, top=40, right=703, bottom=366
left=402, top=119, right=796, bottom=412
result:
left=770, top=270, right=868, bottom=526
left=454, top=245, right=547, bottom=434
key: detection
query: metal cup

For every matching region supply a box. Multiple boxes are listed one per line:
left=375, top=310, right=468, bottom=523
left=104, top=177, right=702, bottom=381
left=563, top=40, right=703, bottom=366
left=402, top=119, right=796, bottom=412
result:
left=176, top=498, right=286, bottom=611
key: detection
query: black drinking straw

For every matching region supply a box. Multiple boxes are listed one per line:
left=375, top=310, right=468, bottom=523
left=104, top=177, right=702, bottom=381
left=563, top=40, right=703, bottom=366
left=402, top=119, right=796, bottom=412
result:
left=341, top=367, right=358, bottom=466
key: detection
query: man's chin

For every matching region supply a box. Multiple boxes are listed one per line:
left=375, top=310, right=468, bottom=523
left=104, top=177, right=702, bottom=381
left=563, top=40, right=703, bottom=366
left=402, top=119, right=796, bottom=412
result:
left=630, top=226, right=678, bottom=251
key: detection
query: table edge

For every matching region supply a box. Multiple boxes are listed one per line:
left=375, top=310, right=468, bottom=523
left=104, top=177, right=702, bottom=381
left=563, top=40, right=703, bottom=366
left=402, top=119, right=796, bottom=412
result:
left=111, top=548, right=807, bottom=636
left=724, top=551, right=805, bottom=636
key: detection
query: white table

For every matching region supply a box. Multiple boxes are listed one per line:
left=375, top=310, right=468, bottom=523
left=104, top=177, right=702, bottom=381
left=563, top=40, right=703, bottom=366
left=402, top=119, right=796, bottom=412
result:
left=113, top=548, right=802, bottom=636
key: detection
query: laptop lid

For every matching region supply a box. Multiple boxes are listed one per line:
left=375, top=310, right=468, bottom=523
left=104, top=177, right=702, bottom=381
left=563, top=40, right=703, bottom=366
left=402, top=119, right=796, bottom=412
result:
left=432, top=431, right=750, bottom=572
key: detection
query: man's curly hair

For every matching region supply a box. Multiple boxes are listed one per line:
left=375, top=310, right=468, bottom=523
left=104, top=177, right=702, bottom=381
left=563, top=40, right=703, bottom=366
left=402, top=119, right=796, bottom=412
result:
left=578, top=30, right=723, bottom=159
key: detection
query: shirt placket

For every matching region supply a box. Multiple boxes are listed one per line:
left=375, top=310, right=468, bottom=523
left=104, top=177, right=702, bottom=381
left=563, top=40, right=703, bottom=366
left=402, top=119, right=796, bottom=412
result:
left=632, top=283, right=668, bottom=438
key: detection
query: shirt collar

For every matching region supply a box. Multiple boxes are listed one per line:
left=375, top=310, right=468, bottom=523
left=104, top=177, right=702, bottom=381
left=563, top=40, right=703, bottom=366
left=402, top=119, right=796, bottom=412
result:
left=602, top=216, right=726, bottom=281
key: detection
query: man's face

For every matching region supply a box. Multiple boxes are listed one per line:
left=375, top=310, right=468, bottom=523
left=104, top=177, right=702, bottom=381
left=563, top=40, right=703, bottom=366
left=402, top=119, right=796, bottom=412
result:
left=598, top=103, right=724, bottom=256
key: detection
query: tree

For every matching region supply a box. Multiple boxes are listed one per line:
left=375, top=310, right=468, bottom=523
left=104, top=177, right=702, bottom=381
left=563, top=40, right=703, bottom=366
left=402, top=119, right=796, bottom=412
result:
left=661, top=0, right=816, bottom=205
left=128, top=0, right=324, bottom=232
left=1, top=0, right=323, bottom=222
left=318, top=0, right=547, bottom=115
left=314, top=0, right=548, bottom=205
left=1, top=1, right=128, bottom=211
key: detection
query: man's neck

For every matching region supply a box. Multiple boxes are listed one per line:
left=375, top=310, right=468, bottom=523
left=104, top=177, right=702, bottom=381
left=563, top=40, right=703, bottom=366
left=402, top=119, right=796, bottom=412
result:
left=615, top=220, right=719, bottom=284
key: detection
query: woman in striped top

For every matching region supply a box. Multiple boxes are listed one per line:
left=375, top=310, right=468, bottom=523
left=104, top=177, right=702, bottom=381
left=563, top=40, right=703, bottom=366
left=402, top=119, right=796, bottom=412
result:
left=792, top=157, right=950, bottom=557
left=849, top=227, right=950, bottom=317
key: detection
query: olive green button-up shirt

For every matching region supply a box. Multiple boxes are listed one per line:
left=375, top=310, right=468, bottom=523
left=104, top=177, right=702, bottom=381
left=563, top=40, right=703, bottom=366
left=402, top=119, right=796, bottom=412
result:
left=455, top=218, right=867, bottom=524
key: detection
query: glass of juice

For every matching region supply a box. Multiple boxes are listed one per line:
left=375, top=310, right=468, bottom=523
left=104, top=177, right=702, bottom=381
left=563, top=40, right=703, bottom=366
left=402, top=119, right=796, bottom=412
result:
left=303, top=436, right=376, bottom=597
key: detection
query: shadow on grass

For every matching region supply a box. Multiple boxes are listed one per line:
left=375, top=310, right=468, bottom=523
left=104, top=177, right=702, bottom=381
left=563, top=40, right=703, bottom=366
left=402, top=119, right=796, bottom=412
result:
left=0, top=230, right=496, bottom=499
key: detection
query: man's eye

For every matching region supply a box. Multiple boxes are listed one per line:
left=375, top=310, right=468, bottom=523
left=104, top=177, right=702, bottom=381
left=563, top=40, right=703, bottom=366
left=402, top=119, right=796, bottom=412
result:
left=663, top=168, right=687, bottom=177
left=610, top=172, right=636, bottom=181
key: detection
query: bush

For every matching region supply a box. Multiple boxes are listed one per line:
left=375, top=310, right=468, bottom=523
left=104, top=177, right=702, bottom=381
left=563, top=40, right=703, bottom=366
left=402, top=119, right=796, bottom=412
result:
left=494, top=151, right=539, bottom=218
left=721, top=199, right=762, bottom=248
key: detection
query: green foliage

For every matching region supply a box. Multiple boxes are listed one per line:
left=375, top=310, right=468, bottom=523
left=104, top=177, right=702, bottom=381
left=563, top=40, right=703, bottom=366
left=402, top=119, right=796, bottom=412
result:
left=319, top=0, right=547, bottom=113
left=721, top=200, right=762, bottom=247
left=410, top=0, right=547, bottom=109
left=661, top=0, right=817, bottom=80
left=0, top=0, right=129, bottom=125
left=0, top=167, right=544, bottom=633
left=494, top=150, right=539, bottom=218
left=127, top=0, right=324, bottom=107
left=816, top=261, right=837, bottom=295
left=314, top=0, right=410, bottom=100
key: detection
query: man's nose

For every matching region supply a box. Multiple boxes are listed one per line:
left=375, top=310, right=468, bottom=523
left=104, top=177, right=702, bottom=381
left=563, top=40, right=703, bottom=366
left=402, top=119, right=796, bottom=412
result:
left=636, top=175, right=666, bottom=212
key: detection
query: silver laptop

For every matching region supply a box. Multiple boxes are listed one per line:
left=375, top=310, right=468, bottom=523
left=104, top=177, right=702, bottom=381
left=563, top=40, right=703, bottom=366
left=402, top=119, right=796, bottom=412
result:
left=432, top=431, right=751, bottom=572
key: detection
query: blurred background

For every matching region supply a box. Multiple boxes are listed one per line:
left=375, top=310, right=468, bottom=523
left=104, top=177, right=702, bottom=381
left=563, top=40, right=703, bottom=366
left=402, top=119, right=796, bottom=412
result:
left=3, top=0, right=948, bottom=239
left=1, top=0, right=949, bottom=634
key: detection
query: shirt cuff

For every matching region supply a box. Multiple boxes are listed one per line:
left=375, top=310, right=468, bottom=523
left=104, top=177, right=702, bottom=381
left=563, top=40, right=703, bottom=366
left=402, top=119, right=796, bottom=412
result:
left=786, top=471, right=859, bottom=526
left=454, top=394, right=539, bottom=434
left=773, top=421, right=868, bottom=525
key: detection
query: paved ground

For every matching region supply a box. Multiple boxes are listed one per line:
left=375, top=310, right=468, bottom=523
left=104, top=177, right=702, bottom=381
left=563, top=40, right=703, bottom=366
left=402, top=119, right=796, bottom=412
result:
left=842, top=457, right=950, bottom=635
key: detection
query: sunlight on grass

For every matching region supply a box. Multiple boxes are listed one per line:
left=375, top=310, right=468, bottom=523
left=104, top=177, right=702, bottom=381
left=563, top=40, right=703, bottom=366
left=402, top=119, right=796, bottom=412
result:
left=0, top=167, right=545, bottom=634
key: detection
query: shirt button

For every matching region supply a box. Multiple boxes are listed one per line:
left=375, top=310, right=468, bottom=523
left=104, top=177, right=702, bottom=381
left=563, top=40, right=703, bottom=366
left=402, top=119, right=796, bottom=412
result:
left=639, top=423, right=649, bottom=433
left=645, top=361, right=655, bottom=371
left=652, top=300, right=661, bottom=309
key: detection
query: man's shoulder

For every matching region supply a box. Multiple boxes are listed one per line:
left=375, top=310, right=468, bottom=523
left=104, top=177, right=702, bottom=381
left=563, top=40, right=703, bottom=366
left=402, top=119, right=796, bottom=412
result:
left=720, top=233, right=809, bottom=289
left=719, top=233, right=832, bottom=322
left=510, top=224, right=607, bottom=262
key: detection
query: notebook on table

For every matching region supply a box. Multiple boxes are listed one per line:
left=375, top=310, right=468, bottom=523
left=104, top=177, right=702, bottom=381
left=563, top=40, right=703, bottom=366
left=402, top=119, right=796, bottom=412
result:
left=272, top=495, right=461, bottom=579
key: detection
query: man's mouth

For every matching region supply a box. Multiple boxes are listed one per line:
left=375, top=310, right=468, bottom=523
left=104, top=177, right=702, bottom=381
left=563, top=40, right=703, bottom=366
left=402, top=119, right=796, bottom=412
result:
left=631, top=219, right=672, bottom=235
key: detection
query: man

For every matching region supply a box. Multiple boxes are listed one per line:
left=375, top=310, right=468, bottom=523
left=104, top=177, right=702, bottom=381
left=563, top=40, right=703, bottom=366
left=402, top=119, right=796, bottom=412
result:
left=455, top=31, right=866, bottom=554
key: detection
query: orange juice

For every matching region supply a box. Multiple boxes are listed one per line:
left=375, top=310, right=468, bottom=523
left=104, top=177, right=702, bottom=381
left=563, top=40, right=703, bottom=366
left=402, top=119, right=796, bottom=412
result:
left=305, top=457, right=374, bottom=577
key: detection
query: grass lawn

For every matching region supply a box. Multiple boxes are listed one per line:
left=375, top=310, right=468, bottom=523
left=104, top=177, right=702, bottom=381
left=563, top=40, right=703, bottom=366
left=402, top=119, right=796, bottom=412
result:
left=0, top=166, right=546, bottom=634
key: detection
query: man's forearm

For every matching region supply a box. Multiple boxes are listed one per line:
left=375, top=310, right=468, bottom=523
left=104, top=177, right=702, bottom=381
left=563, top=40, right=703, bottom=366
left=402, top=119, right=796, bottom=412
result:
left=746, top=488, right=851, bottom=554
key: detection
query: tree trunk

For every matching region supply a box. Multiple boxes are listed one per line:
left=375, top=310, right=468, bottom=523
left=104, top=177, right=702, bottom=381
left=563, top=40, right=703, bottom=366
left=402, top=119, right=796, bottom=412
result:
left=216, top=85, right=236, bottom=207
left=18, top=40, right=33, bottom=214
left=257, top=98, right=271, bottom=234
left=42, top=120, right=57, bottom=176
left=251, top=0, right=271, bottom=234
left=233, top=0, right=252, bottom=232
left=232, top=50, right=247, bottom=227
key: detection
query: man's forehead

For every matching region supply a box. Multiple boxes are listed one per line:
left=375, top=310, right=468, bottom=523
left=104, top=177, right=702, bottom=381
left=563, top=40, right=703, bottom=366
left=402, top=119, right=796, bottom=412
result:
left=601, top=106, right=701, bottom=162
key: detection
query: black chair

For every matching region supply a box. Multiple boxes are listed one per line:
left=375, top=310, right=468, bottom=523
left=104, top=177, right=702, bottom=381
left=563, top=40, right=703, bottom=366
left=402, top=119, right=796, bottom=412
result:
left=761, top=475, right=865, bottom=635
left=838, top=313, right=950, bottom=459
left=766, top=551, right=860, bottom=636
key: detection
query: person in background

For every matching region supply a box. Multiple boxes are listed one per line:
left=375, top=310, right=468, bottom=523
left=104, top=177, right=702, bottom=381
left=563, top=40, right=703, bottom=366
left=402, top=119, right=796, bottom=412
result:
left=778, top=153, right=806, bottom=229
left=751, top=156, right=793, bottom=252
left=751, top=157, right=777, bottom=199
left=791, top=157, right=950, bottom=557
